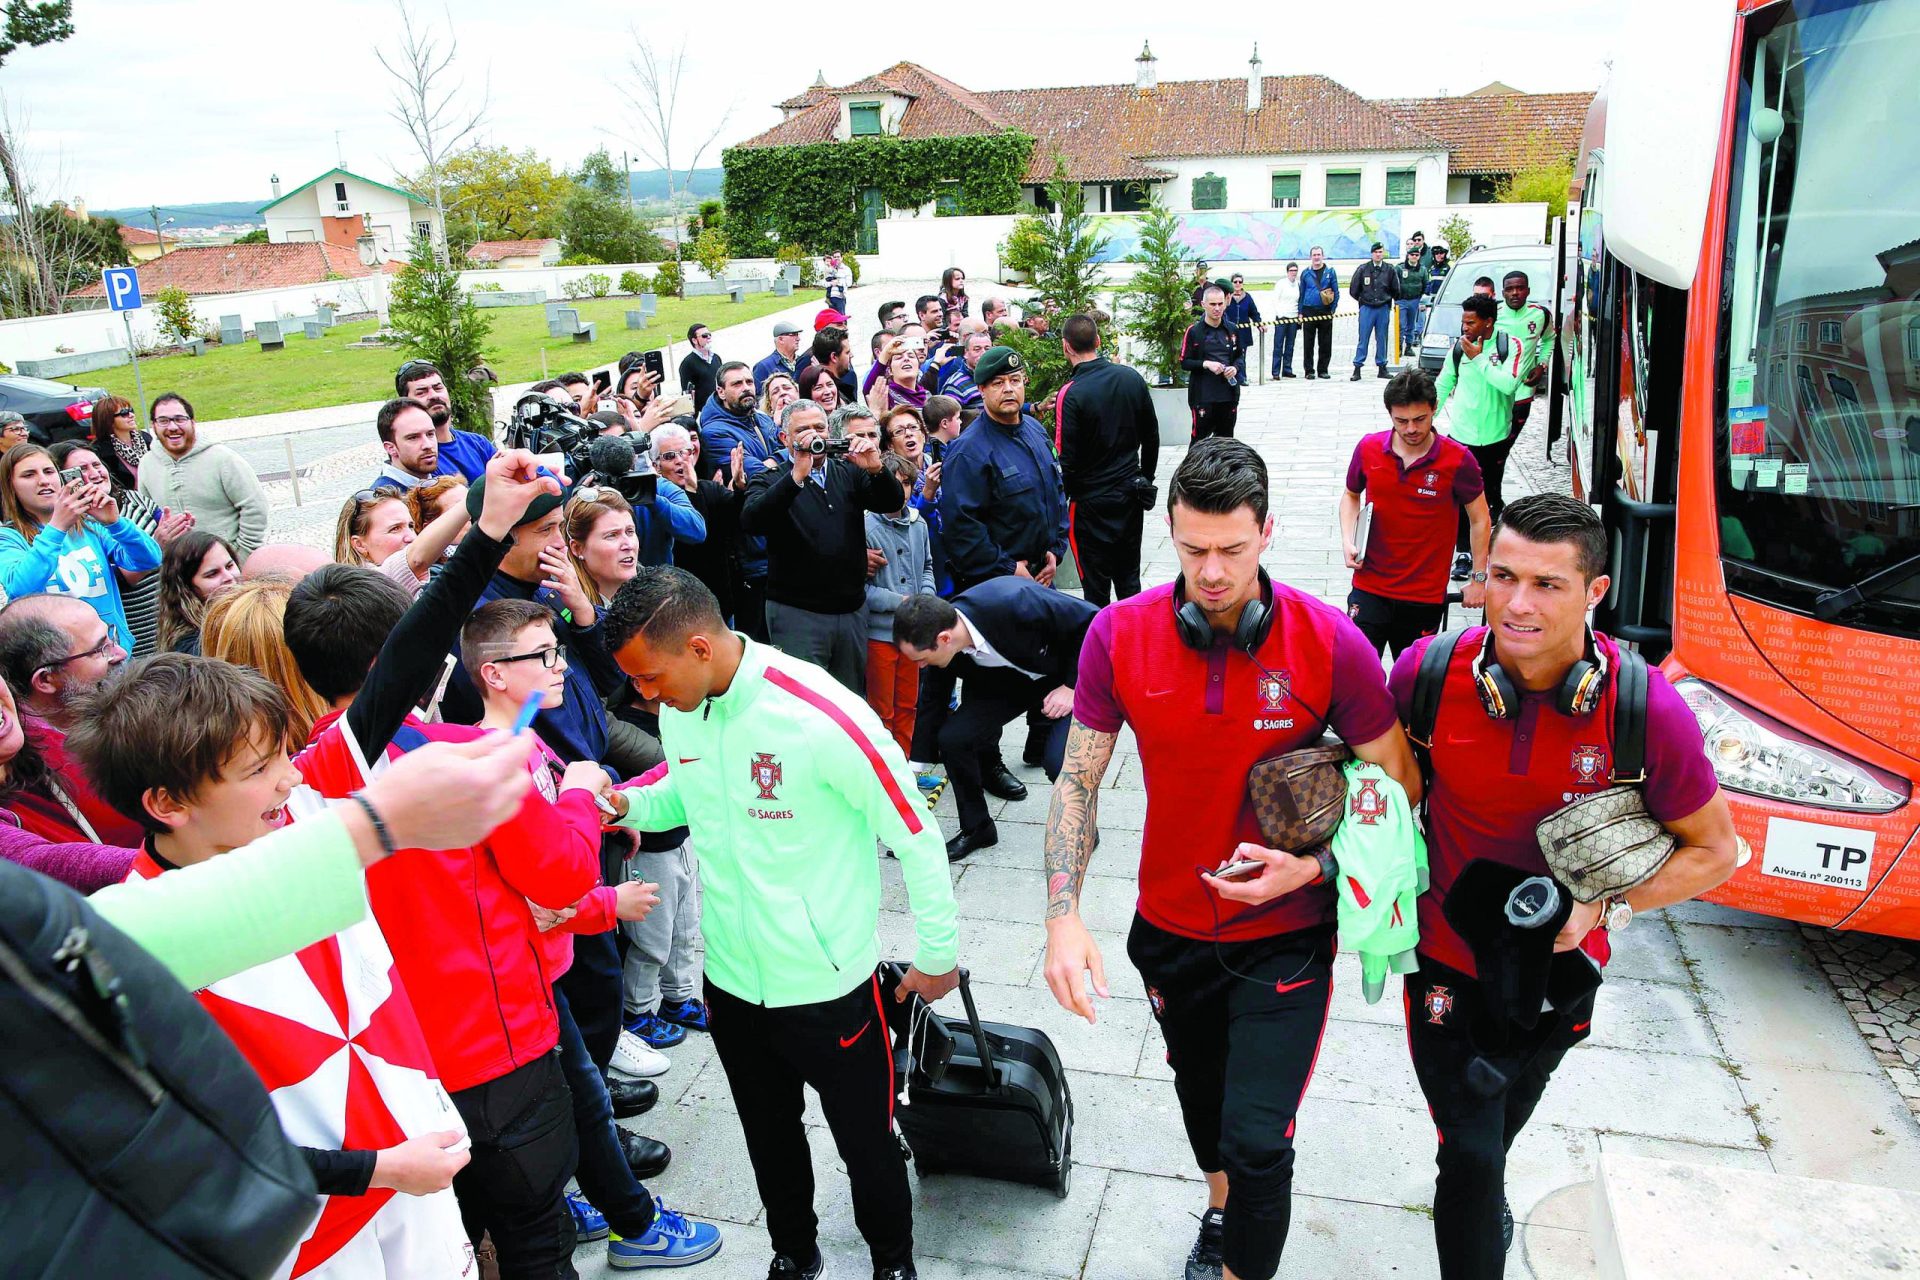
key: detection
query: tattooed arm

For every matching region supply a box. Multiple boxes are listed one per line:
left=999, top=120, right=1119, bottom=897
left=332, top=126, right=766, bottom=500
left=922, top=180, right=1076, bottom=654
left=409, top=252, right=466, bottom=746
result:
left=1041, top=719, right=1117, bottom=1024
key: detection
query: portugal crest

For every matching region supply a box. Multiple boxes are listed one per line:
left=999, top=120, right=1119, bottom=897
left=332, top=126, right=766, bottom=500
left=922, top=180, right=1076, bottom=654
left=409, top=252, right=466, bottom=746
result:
left=1257, top=671, right=1291, bottom=710
left=1425, top=985, right=1454, bottom=1025
left=1571, top=744, right=1607, bottom=784
left=1350, top=777, right=1387, bottom=825
left=751, top=752, right=784, bottom=800
left=1424, top=471, right=1439, bottom=487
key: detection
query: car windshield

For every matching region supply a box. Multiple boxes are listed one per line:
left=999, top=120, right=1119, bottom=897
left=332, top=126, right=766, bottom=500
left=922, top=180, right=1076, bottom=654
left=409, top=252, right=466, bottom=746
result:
left=1717, top=0, right=1920, bottom=636
left=1424, top=253, right=1554, bottom=341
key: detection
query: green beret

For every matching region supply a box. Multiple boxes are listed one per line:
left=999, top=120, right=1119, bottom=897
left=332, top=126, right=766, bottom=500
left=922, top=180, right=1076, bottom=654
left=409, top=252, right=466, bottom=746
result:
left=465, top=475, right=566, bottom=529
left=973, top=345, right=1025, bottom=388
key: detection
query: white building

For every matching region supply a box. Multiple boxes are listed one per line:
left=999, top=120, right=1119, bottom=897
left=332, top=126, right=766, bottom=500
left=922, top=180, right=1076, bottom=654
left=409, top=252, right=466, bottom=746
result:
left=260, top=167, right=444, bottom=265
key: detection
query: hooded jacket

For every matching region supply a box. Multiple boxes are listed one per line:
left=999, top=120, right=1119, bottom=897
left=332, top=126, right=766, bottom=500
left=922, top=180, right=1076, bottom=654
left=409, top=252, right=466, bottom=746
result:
left=135, top=439, right=269, bottom=559
left=0, top=515, right=161, bottom=652
left=697, top=396, right=785, bottom=580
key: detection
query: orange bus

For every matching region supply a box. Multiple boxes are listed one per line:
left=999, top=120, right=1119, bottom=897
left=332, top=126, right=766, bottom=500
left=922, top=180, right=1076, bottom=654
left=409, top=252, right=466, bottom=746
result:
left=1562, top=0, right=1920, bottom=936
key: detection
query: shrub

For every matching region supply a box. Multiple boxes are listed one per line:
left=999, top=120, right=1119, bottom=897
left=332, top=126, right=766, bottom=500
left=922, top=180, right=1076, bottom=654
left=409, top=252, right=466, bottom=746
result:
left=154, top=286, right=199, bottom=346
left=1000, top=213, right=1050, bottom=279
left=691, top=229, right=731, bottom=282
left=561, top=277, right=591, bottom=300
left=1438, top=213, right=1476, bottom=261
left=653, top=259, right=684, bottom=298
left=470, top=280, right=504, bottom=292
left=618, top=269, right=647, bottom=295
left=559, top=253, right=604, bottom=267
left=775, top=242, right=821, bottom=287
left=844, top=252, right=861, bottom=285
left=582, top=272, right=613, bottom=298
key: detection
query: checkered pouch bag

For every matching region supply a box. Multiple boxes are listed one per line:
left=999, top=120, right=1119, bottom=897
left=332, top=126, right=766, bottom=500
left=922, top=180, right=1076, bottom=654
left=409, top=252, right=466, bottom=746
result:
left=1247, top=738, right=1353, bottom=852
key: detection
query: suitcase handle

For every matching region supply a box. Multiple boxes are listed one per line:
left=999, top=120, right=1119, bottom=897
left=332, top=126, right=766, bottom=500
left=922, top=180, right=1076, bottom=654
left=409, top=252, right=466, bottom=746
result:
left=952, top=967, right=998, bottom=1079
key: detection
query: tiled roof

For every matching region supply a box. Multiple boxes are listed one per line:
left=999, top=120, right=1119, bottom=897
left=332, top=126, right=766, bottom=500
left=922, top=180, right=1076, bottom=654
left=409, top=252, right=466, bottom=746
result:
left=467, top=238, right=558, bottom=262
left=1375, top=91, right=1595, bottom=175
left=117, top=225, right=161, bottom=245
left=69, top=241, right=380, bottom=298
left=736, top=63, right=1449, bottom=183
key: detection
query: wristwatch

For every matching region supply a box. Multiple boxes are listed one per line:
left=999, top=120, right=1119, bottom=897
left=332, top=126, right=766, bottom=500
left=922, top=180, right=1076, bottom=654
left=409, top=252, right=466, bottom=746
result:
left=1311, top=846, right=1337, bottom=885
left=1468, top=570, right=1488, bottom=583
left=1603, top=896, right=1634, bottom=933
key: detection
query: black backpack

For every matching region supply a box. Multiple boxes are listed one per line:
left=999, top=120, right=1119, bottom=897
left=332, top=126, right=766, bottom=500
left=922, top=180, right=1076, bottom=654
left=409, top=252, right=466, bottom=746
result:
left=1449, top=330, right=1511, bottom=375
left=1407, top=628, right=1649, bottom=786
left=0, top=858, right=319, bottom=1279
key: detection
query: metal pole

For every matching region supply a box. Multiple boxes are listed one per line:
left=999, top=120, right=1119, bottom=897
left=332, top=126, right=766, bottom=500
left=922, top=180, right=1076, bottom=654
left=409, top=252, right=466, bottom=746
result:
left=1257, top=326, right=1268, bottom=386
left=122, top=312, right=148, bottom=423
left=284, top=437, right=302, bottom=506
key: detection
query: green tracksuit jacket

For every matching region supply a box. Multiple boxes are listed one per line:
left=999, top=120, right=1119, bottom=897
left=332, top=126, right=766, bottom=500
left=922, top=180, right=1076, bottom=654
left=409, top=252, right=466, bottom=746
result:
left=1329, top=761, right=1427, bottom=1003
left=1496, top=300, right=1555, bottom=404
left=614, top=638, right=959, bottom=1008
left=1434, top=333, right=1525, bottom=447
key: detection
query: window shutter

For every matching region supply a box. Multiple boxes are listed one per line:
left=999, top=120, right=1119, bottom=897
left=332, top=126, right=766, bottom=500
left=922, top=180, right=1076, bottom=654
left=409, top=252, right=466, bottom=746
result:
left=1386, top=170, right=1416, bottom=206
left=1270, top=173, right=1301, bottom=208
left=850, top=103, right=882, bottom=137
left=1325, top=171, right=1361, bottom=207
left=1192, top=173, right=1227, bottom=211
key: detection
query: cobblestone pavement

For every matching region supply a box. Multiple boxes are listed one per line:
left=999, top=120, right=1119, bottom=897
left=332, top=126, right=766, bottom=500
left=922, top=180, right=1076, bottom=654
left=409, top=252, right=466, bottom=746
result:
left=254, top=353, right=1917, bottom=1277
left=1802, top=928, right=1920, bottom=1122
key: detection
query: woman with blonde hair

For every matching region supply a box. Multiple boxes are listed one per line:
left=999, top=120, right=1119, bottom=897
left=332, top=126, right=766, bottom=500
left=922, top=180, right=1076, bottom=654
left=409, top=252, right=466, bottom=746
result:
left=199, top=577, right=330, bottom=745
left=759, top=371, right=798, bottom=421
left=563, top=487, right=639, bottom=608
left=333, top=484, right=469, bottom=598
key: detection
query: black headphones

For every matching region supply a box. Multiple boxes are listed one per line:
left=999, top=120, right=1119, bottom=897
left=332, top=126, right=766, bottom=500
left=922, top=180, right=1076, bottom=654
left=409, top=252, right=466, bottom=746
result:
left=1173, top=569, right=1276, bottom=655
left=1470, top=624, right=1609, bottom=719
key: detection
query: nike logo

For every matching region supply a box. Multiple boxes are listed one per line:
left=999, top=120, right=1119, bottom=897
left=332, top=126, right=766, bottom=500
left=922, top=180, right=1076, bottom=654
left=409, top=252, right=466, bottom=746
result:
left=1571, top=1021, right=1590, bottom=1034
left=677, top=757, right=701, bottom=764
left=1274, top=978, right=1318, bottom=995
left=839, top=1020, right=872, bottom=1049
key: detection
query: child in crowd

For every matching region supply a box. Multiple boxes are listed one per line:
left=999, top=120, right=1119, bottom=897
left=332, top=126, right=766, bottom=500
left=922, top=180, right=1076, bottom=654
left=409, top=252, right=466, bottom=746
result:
left=865, top=451, right=936, bottom=789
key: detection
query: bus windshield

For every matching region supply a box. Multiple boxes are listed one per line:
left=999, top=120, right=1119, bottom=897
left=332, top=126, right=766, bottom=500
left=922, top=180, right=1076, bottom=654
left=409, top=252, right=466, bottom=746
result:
left=1718, top=0, right=1920, bottom=636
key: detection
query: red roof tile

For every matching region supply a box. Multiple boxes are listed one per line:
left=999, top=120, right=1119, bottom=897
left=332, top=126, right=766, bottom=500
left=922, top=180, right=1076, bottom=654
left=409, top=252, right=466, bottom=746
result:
left=1375, top=92, right=1595, bottom=175
left=117, top=225, right=162, bottom=245
left=466, top=238, right=559, bottom=262
left=69, top=241, right=381, bottom=298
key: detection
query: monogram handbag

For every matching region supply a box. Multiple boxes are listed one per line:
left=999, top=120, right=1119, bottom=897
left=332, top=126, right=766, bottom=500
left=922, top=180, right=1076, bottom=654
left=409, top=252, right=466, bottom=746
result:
left=1534, top=786, right=1675, bottom=903
left=1247, top=738, right=1353, bottom=851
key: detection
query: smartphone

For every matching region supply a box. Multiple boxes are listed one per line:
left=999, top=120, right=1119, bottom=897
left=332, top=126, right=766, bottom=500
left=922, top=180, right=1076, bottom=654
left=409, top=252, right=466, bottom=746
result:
left=1211, top=859, right=1265, bottom=881
left=510, top=689, right=544, bottom=736
left=642, top=349, right=666, bottom=383
left=60, top=467, right=84, bottom=486
left=591, top=369, right=612, bottom=395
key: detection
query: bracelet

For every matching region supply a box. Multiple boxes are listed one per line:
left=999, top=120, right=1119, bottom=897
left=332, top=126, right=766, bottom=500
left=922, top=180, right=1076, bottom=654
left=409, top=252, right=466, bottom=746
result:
left=348, top=791, right=397, bottom=861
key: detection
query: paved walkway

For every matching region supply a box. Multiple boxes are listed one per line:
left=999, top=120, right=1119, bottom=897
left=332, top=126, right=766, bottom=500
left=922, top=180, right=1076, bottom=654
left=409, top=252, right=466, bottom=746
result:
left=549, top=373, right=1920, bottom=1278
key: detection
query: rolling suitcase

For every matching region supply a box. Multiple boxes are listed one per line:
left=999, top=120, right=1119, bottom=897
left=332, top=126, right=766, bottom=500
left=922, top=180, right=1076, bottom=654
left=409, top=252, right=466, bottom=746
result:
left=883, top=964, right=1074, bottom=1199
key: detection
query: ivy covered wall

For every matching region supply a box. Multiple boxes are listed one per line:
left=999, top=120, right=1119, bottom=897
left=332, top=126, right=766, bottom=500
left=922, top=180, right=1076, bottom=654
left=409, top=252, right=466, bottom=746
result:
left=721, top=132, right=1035, bottom=252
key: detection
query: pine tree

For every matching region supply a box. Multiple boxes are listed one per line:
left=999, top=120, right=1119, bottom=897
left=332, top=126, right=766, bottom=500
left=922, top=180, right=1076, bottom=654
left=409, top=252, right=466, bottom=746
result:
left=1122, top=198, right=1192, bottom=385
left=388, top=231, right=496, bottom=434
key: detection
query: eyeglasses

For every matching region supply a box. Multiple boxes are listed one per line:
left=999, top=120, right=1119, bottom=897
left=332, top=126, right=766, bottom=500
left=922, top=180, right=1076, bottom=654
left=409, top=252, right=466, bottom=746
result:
left=653, top=449, right=688, bottom=463
left=494, top=645, right=565, bottom=670
left=153, top=415, right=192, bottom=426
left=41, top=632, right=118, bottom=673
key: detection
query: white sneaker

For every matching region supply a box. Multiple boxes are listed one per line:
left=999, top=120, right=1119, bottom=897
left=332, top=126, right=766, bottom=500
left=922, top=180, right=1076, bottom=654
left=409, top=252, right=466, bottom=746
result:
left=610, top=1028, right=671, bottom=1078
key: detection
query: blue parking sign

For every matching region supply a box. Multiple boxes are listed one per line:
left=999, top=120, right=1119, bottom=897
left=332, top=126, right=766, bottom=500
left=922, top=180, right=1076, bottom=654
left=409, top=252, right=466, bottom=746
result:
left=103, top=267, right=142, bottom=312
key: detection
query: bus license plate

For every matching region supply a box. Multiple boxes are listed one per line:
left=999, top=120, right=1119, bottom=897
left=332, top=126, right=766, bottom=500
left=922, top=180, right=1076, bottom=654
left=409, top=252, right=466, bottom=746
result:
left=1760, top=817, right=1875, bottom=892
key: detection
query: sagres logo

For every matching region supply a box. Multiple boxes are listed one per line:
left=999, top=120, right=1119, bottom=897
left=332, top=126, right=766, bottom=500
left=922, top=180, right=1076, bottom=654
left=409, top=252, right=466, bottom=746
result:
left=751, top=752, right=784, bottom=800
left=1350, top=777, right=1387, bottom=825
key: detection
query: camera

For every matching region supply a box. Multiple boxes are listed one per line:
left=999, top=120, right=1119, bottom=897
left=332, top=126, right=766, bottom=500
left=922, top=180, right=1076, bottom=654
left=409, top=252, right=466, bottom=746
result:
left=505, top=392, right=656, bottom=505
left=803, top=437, right=853, bottom=457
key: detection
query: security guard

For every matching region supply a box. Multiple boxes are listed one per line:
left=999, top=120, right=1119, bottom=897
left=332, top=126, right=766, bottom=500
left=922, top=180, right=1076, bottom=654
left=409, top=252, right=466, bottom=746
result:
left=937, top=345, right=1069, bottom=593
left=1056, top=314, right=1158, bottom=606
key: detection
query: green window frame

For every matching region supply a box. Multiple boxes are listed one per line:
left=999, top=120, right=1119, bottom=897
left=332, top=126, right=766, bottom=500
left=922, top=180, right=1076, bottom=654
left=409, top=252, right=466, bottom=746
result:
left=849, top=102, right=882, bottom=137
left=934, top=183, right=962, bottom=217
left=1192, top=172, right=1227, bottom=211
left=1270, top=172, right=1301, bottom=208
left=1325, top=170, right=1362, bottom=207
left=1385, top=169, right=1416, bottom=206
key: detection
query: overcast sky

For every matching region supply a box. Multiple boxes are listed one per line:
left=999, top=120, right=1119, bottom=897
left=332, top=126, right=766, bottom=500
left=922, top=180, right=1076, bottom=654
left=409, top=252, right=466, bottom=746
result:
left=4, top=0, right=1617, bottom=211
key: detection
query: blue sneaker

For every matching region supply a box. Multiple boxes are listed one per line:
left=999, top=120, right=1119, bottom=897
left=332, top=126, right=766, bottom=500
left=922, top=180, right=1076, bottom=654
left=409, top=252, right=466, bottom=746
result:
left=567, top=1189, right=609, bottom=1242
left=624, top=1010, right=688, bottom=1049
left=657, top=998, right=709, bottom=1033
left=607, top=1197, right=723, bottom=1269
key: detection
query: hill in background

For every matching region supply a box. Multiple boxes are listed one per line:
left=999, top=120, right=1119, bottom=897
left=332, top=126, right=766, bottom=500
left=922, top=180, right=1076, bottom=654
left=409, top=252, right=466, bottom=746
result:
left=95, top=167, right=726, bottom=232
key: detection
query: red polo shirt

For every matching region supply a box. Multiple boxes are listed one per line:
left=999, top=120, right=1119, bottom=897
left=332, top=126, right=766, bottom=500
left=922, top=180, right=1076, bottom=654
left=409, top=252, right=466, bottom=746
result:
left=1346, top=431, right=1483, bottom=604
left=1074, top=580, right=1399, bottom=941
left=1388, top=629, right=1719, bottom=976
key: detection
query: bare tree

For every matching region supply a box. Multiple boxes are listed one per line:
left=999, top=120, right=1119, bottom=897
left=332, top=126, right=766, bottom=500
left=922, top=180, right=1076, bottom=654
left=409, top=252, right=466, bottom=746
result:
left=0, top=96, right=114, bottom=318
left=616, top=37, right=732, bottom=279
left=375, top=0, right=487, bottom=264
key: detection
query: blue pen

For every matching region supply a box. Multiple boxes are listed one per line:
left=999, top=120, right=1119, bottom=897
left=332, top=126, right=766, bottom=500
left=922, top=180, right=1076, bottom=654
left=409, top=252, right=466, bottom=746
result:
left=510, top=689, right=544, bottom=735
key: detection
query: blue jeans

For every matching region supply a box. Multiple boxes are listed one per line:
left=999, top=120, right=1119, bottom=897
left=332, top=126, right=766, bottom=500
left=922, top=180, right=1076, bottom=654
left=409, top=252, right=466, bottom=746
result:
left=553, top=981, right=656, bottom=1239
left=1354, top=304, right=1391, bottom=368
left=1397, top=300, right=1423, bottom=357
left=1272, top=322, right=1297, bottom=375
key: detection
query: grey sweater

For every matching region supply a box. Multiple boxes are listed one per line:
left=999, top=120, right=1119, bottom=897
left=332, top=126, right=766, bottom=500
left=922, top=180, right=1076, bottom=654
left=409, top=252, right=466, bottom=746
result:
left=863, top=507, right=934, bottom=643
left=136, top=440, right=269, bottom=559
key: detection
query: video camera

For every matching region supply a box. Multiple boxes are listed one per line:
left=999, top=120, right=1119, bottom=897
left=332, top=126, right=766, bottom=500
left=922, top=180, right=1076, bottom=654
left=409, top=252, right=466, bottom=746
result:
left=506, top=392, right=657, bottom=505
left=802, top=436, right=853, bottom=457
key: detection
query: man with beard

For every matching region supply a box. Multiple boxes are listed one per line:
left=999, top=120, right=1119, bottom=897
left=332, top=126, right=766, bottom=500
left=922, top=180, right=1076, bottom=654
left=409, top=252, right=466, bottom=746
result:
left=649, top=421, right=747, bottom=621
left=696, top=362, right=785, bottom=642
left=134, top=392, right=268, bottom=560
left=397, top=359, right=498, bottom=482
left=369, top=398, right=444, bottom=492
left=0, top=592, right=141, bottom=846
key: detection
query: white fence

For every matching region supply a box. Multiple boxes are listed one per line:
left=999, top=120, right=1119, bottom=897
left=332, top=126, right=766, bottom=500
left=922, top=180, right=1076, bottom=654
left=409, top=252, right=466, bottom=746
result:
left=0, top=256, right=787, bottom=372
left=870, top=203, right=1550, bottom=287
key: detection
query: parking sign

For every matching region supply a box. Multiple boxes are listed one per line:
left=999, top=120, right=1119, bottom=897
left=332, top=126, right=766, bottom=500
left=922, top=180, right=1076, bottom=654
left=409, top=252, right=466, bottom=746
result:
left=103, top=267, right=142, bottom=312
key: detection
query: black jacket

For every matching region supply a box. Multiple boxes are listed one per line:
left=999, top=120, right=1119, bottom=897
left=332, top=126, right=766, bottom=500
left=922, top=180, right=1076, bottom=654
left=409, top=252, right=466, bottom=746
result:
left=672, top=478, right=746, bottom=624
left=741, top=457, right=904, bottom=614
left=1349, top=259, right=1402, bottom=308
left=1057, top=356, right=1158, bottom=500
left=909, top=576, right=1099, bottom=761
left=678, top=349, right=721, bottom=412
left=937, top=412, right=1070, bottom=590
left=1180, top=320, right=1242, bottom=406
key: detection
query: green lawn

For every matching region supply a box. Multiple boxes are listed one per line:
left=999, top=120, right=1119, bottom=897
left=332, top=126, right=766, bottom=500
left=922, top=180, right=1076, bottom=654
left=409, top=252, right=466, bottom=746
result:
left=91, top=291, right=802, bottom=422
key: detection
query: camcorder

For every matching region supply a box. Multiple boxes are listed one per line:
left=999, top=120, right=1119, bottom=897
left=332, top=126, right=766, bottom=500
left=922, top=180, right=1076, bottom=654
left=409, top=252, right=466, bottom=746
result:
left=802, top=437, right=853, bottom=457
left=506, top=392, right=657, bottom=505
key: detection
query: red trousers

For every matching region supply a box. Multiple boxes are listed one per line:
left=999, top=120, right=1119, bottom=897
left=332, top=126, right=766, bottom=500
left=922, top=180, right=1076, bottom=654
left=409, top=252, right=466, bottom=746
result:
left=865, top=640, right=919, bottom=759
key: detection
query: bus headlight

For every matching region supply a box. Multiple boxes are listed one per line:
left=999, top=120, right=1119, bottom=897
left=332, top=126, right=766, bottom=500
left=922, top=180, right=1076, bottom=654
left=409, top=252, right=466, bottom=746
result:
left=1673, top=679, right=1906, bottom=813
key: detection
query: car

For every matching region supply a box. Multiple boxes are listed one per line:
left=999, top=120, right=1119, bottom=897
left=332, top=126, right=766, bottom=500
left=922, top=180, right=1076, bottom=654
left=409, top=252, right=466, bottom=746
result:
left=0, top=375, right=108, bottom=447
left=1414, top=243, right=1562, bottom=374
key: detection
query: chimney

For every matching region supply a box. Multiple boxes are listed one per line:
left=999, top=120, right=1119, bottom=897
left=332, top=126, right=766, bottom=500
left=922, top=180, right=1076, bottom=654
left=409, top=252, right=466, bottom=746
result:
left=270, top=173, right=282, bottom=199
left=1135, top=41, right=1157, bottom=92
left=72, top=197, right=89, bottom=220
left=1247, top=44, right=1263, bottom=112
